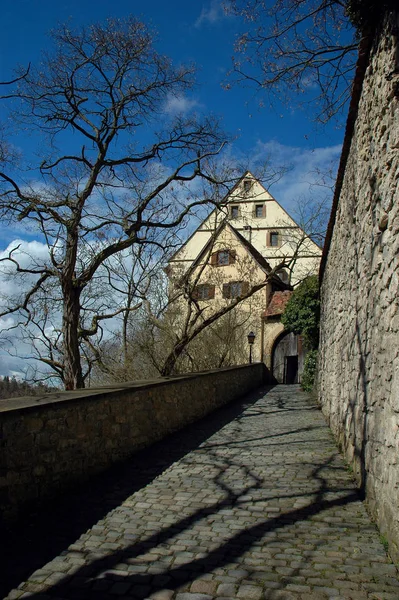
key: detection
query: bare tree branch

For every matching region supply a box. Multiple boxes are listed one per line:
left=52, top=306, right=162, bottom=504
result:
left=227, top=0, right=359, bottom=123
left=0, top=17, right=236, bottom=389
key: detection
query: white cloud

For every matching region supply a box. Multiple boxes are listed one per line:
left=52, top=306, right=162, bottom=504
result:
left=164, top=93, right=201, bottom=117
left=0, top=239, right=51, bottom=306
left=0, top=314, right=41, bottom=380
left=0, top=236, right=164, bottom=380
left=251, top=139, right=342, bottom=212
left=0, top=239, right=50, bottom=264
left=195, top=0, right=231, bottom=28
left=0, top=239, right=58, bottom=380
left=0, top=353, right=28, bottom=380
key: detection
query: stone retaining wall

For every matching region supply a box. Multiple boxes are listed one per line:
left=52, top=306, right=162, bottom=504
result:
left=0, top=364, right=267, bottom=524
left=318, top=12, right=399, bottom=561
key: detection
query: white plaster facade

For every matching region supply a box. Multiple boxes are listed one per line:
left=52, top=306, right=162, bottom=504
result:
left=170, top=172, right=322, bottom=287
left=168, top=172, right=322, bottom=371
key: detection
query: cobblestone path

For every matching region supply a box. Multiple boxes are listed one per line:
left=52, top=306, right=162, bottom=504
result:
left=3, top=385, right=399, bottom=600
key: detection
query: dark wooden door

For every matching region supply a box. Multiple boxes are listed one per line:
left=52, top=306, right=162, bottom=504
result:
left=285, top=355, right=298, bottom=384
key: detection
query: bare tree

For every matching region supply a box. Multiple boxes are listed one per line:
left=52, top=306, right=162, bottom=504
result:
left=182, top=310, right=251, bottom=370
left=83, top=237, right=177, bottom=383
left=112, top=306, right=252, bottom=381
left=227, top=0, right=360, bottom=123
left=0, top=18, right=239, bottom=389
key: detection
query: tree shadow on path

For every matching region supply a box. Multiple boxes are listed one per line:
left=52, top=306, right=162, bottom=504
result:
left=0, top=385, right=274, bottom=599
left=7, top=454, right=360, bottom=600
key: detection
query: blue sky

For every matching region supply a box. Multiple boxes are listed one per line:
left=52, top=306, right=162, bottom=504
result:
left=0, top=0, right=344, bottom=237
left=0, top=0, right=345, bottom=378
left=0, top=0, right=344, bottom=156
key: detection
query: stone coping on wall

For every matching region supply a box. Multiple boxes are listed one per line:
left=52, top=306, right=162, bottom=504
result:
left=0, top=363, right=260, bottom=415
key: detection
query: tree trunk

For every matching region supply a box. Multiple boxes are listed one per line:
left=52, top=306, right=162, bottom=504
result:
left=161, top=340, right=187, bottom=377
left=62, top=281, right=84, bottom=390
left=122, top=290, right=132, bottom=368
left=122, top=309, right=129, bottom=368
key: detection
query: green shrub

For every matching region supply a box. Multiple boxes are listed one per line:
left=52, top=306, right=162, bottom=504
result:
left=301, top=349, right=318, bottom=392
left=281, top=275, right=320, bottom=350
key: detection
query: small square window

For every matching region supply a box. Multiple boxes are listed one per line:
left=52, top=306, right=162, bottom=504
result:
left=269, top=232, right=279, bottom=247
left=230, top=205, right=239, bottom=219
left=218, top=250, right=230, bottom=265
left=255, top=204, right=264, bottom=218
left=230, top=282, right=242, bottom=298
left=196, top=284, right=214, bottom=300
left=243, top=179, right=251, bottom=192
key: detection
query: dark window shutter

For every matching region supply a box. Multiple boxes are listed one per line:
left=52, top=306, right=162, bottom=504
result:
left=229, top=250, right=236, bottom=264
left=210, top=251, right=217, bottom=265
left=262, top=204, right=266, bottom=218
left=192, top=286, right=199, bottom=299
left=222, top=283, right=230, bottom=299
left=242, top=281, right=249, bottom=296
left=208, top=285, right=215, bottom=299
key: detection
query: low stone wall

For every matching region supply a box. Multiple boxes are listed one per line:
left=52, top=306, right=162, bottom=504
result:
left=318, top=12, right=399, bottom=561
left=0, top=364, right=267, bottom=524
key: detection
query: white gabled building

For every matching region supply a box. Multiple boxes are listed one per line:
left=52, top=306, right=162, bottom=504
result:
left=167, top=172, right=322, bottom=382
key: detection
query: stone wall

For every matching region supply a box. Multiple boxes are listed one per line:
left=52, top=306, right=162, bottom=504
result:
left=318, top=12, right=399, bottom=561
left=0, top=364, right=267, bottom=524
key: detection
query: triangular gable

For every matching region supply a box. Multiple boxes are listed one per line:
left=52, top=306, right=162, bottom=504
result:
left=175, top=221, right=290, bottom=293
left=168, top=170, right=322, bottom=268
left=185, top=221, right=271, bottom=277
left=169, top=171, right=261, bottom=264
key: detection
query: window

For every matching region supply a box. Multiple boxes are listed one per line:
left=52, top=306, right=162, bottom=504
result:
left=230, top=205, right=239, bottom=219
left=243, top=179, right=251, bottom=193
left=210, top=249, right=236, bottom=266
left=218, top=250, right=230, bottom=265
left=223, top=281, right=249, bottom=299
left=270, top=232, right=279, bottom=247
left=230, top=282, right=242, bottom=298
left=255, top=204, right=264, bottom=218
left=194, top=284, right=215, bottom=300
left=268, top=231, right=279, bottom=247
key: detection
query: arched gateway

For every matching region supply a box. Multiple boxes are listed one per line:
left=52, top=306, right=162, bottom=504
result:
left=271, top=330, right=304, bottom=384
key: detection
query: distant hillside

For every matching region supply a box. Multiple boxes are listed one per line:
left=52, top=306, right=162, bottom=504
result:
left=0, top=376, right=56, bottom=400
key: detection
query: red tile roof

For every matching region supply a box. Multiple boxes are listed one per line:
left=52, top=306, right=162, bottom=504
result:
left=263, top=290, right=292, bottom=317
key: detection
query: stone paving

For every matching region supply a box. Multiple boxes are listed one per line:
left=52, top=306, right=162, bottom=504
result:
left=2, top=385, right=399, bottom=600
